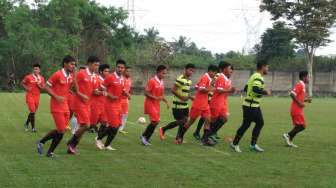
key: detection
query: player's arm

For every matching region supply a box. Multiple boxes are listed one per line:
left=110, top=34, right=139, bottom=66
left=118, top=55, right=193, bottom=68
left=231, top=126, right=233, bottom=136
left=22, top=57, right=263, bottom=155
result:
left=304, top=97, right=312, bottom=103
left=161, top=96, right=170, bottom=109
left=145, top=90, right=158, bottom=100
left=290, top=92, right=304, bottom=107
left=252, top=80, right=271, bottom=96
left=44, top=83, right=64, bottom=102
left=74, top=72, right=89, bottom=102
left=171, top=84, right=189, bottom=101
left=21, top=78, right=31, bottom=91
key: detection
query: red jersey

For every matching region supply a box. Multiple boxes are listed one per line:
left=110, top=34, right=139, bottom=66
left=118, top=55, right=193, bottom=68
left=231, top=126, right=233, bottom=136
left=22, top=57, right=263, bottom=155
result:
left=121, top=77, right=132, bottom=100
left=46, top=69, right=73, bottom=113
left=210, top=73, right=232, bottom=109
left=144, top=76, right=164, bottom=108
left=291, top=81, right=306, bottom=114
left=91, top=75, right=106, bottom=108
left=103, top=72, right=124, bottom=107
left=73, top=68, right=96, bottom=109
left=22, top=73, right=45, bottom=96
left=191, top=73, right=212, bottom=110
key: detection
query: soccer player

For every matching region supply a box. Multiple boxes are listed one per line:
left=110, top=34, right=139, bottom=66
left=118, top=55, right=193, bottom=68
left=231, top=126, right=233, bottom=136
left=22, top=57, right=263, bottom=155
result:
left=159, top=63, right=195, bottom=141
left=176, top=64, right=218, bottom=146
left=21, top=63, right=45, bottom=132
left=119, top=66, right=132, bottom=134
left=67, top=56, right=100, bottom=154
left=283, top=71, right=311, bottom=148
left=36, top=55, right=76, bottom=158
left=140, top=65, right=169, bottom=146
left=95, top=59, right=126, bottom=151
left=90, top=64, right=110, bottom=135
left=208, top=61, right=236, bottom=142
left=230, top=61, right=271, bottom=153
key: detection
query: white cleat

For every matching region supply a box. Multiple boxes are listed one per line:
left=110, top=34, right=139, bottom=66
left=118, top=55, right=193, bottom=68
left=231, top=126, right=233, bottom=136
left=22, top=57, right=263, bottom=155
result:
left=105, top=146, right=117, bottom=151
left=290, top=143, right=298, bottom=148
left=230, top=143, right=242, bottom=153
left=250, top=144, right=264, bottom=152
left=140, top=136, right=151, bottom=146
left=282, top=133, right=292, bottom=146
left=95, top=137, right=104, bottom=150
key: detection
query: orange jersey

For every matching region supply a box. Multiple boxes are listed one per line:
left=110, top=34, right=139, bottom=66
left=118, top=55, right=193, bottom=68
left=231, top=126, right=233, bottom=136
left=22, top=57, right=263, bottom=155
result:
left=103, top=72, right=124, bottom=108
left=290, top=81, right=306, bottom=115
left=73, top=68, right=96, bottom=109
left=210, top=73, right=232, bottom=109
left=144, top=76, right=164, bottom=109
left=22, top=73, right=45, bottom=96
left=91, top=75, right=106, bottom=108
left=121, top=77, right=132, bottom=100
left=191, top=73, right=212, bottom=110
left=47, top=69, right=73, bottom=113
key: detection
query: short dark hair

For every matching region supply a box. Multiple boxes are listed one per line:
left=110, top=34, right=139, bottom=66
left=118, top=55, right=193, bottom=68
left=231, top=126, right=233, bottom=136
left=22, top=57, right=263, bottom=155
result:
left=299, top=71, right=308, bottom=80
left=62, top=55, right=76, bottom=67
left=116, top=59, right=126, bottom=66
left=185, top=63, right=195, bottom=69
left=207, top=64, right=218, bottom=72
left=87, top=56, right=100, bottom=64
left=156, top=65, right=167, bottom=73
left=126, top=66, right=132, bottom=69
left=33, top=63, right=41, bottom=68
left=257, top=61, right=268, bottom=70
left=218, top=61, right=232, bottom=71
left=99, top=64, right=110, bottom=73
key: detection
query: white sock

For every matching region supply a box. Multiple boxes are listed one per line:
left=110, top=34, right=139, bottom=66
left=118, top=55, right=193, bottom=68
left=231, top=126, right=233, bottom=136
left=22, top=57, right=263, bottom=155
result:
left=119, top=114, right=128, bottom=131
left=70, top=116, right=78, bottom=134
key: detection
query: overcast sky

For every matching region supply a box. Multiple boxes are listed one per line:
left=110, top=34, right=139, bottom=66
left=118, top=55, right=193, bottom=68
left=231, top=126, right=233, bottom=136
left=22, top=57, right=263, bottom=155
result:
left=96, top=0, right=336, bottom=56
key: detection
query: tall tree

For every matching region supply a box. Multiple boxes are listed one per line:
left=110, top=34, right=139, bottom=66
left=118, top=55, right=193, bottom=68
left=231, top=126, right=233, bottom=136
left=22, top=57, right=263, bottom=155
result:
left=260, top=0, right=336, bottom=96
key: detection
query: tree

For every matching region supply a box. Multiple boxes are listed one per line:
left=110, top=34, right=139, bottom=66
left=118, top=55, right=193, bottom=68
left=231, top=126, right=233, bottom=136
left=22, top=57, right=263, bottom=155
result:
left=260, top=0, right=336, bottom=96
left=256, top=22, right=296, bottom=68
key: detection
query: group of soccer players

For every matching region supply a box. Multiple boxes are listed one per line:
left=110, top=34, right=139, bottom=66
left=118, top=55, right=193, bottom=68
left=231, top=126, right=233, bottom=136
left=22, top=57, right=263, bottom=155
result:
left=22, top=55, right=311, bottom=158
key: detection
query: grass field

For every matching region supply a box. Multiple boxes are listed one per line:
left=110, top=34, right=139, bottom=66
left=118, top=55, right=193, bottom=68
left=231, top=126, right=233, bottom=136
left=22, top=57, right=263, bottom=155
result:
left=0, top=93, right=335, bottom=188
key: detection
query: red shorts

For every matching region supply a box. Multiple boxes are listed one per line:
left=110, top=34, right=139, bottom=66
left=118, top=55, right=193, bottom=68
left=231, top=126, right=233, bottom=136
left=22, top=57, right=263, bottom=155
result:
left=210, top=107, right=228, bottom=119
left=52, top=112, right=70, bottom=133
left=145, top=105, right=160, bottom=122
left=106, top=108, right=122, bottom=128
left=26, top=96, right=39, bottom=113
left=190, top=107, right=211, bottom=120
left=90, top=105, right=107, bottom=125
left=291, top=113, right=306, bottom=127
left=75, top=106, right=90, bottom=125
left=121, top=100, right=129, bottom=114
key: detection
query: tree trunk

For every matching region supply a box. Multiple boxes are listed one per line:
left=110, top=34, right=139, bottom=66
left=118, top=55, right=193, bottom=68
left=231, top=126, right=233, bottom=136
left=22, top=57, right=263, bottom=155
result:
left=306, top=53, right=314, bottom=97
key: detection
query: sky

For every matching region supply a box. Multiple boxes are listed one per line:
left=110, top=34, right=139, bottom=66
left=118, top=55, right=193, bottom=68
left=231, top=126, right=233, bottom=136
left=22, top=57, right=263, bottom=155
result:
left=96, top=0, right=336, bottom=56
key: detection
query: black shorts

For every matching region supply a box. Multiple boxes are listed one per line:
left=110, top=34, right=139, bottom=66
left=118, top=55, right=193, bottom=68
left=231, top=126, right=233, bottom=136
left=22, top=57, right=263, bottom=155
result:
left=172, top=108, right=189, bottom=120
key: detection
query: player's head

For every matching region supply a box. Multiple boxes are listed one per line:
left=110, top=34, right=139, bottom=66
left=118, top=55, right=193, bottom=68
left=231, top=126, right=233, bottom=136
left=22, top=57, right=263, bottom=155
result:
left=87, top=55, right=100, bottom=73
left=184, top=63, right=195, bottom=78
left=32, top=63, right=41, bottom=75
left=99, top=64, right=110, bottom=78
left=124, top=66, right=131, bottom=78
left=62, top=55, right=76, bottom=72
left=219, top=61, right=234, bottom=78
left=156, top=65, right=167, bottom=80
left=257, top=61, right=269, bottom=75
left=299, top=71, right=309, bottom=83
left=207, top=64, right=218, bottom=78
left=116, top=59, right=126, bottom=76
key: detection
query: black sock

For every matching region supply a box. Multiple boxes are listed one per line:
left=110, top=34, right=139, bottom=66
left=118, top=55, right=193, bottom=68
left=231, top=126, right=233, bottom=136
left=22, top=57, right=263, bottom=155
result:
left=288, top=126, right=305, bottom=141
left=162, top=121, right=178, bottom=132
left=40, top=130, right=58, bottom=144
left=142, top=123, right=154, bottom=139
left=232, top=135, right=241, bottom=145
left=147, top=124, right=157, bottom=140
left=30, top=113, right=35, bottom=129
left=25, top=113, right=31, bottom=126
left=68, top=135, right=79, bottom=147
left=202, top=128, right=212, bottom=141
left=97, top=125, right=108, bottom=140
left=104, top=127, right=118, bottom=147
left=47, top=133, right=64, bottom=154
left=194, top=118, right=205, bottom=135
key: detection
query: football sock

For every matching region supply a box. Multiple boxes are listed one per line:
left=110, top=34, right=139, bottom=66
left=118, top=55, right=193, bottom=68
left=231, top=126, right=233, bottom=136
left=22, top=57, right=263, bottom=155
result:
left=162, top=121, right=178, bottom=132
left=104, top=127, right=119, bottom=147
left=47, top=133, right=64, bottom=154
left=40, top=130, right=58, bottom=144
left=288, top=126, right=305, bottom=141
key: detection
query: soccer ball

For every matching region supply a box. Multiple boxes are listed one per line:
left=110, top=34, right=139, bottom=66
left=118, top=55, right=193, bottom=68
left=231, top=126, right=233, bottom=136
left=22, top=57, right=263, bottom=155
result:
left=137, top=117, right=146, bottom=124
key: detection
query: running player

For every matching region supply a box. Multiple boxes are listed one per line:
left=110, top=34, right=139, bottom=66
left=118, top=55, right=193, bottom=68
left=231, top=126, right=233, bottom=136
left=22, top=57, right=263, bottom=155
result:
left=119, top=66, right=132, bottom=134
left=21, top=63, right=45, bottom=132
left=36, top=55, right=76, bottom=158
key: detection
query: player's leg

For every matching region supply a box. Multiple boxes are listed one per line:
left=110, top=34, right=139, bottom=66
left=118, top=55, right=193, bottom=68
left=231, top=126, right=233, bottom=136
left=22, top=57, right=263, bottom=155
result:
left=119, top=102, right=129, bottom=134
left=103, top=110, right=121, bottom=150
left=250, top=108, right=265, bottom=152
left=193, top=117, right=205, bottom=140
left=160, top=109, right=182, bottom=140
left=231, top=106, right=253, bottom=152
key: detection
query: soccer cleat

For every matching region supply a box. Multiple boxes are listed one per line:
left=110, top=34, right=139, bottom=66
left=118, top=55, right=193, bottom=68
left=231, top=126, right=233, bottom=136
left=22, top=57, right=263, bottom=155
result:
left=119, top=130, right=128, bottom=134
left=174, top=138, right=183, bottom=145
left=214, top=134, right=221, bottom=140
left=95, top=137, right=104, bottom=150
left=193, top=133, right=201, bottom=141
left=201, top=138, right=216, bottom=146
left=230, top=143, right=242, bottom=153
left=159, top=127, right=165, bottom=141
left=67, top=144, right=77, bottom=155
left=37, top=141, right=43, bottom=156
left=282, top=133, right=292, bottom=147
left=46, top=152, right=56, bottom=158
left=290, top=143, right=299, bottom=148
left=140, top=136, right=151, bottom=146
left=209, top=135, right=218, bottom=143
left=32, top=128, right=37, bottom=133
left=105, top=146, right=117, bottom=151
left=24, top=124, right=29, bottom=132
left=250, top=144, right=264, bottom=152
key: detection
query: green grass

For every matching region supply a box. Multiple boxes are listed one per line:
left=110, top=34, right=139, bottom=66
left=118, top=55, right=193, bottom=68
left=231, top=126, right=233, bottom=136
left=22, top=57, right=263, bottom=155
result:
left=0, top=93, right=335, bottom=188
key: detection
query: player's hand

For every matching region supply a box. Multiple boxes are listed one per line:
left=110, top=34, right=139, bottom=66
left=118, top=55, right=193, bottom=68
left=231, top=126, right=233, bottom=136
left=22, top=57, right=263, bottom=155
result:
left=305, top=98, right=312, bottom=103
left=230, top=87, right=237, bottom=93
left=55, top=96, right=64, bottom=103
left=108, top=95, right=118, bottom=100
left=81, top=94, right=89, bottom=102
left=189, top=96, right=195, bottom=101
left=157, top=96, right=164, bottom=101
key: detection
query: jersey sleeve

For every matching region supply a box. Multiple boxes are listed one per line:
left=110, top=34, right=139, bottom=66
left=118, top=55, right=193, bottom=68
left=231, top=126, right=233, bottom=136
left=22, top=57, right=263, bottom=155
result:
left=47, top=72, right=59, bottom=87
left=22, top=75, right=29, bottom=84
left=197, top=75, right=209, bottom=89
left=145, top=79, right=155, bottom=93
left=252, top=77, right=264, bottom=88
left=215, top=77, right=225, bottom=90
left=291, top=83, right=302, bottom=96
